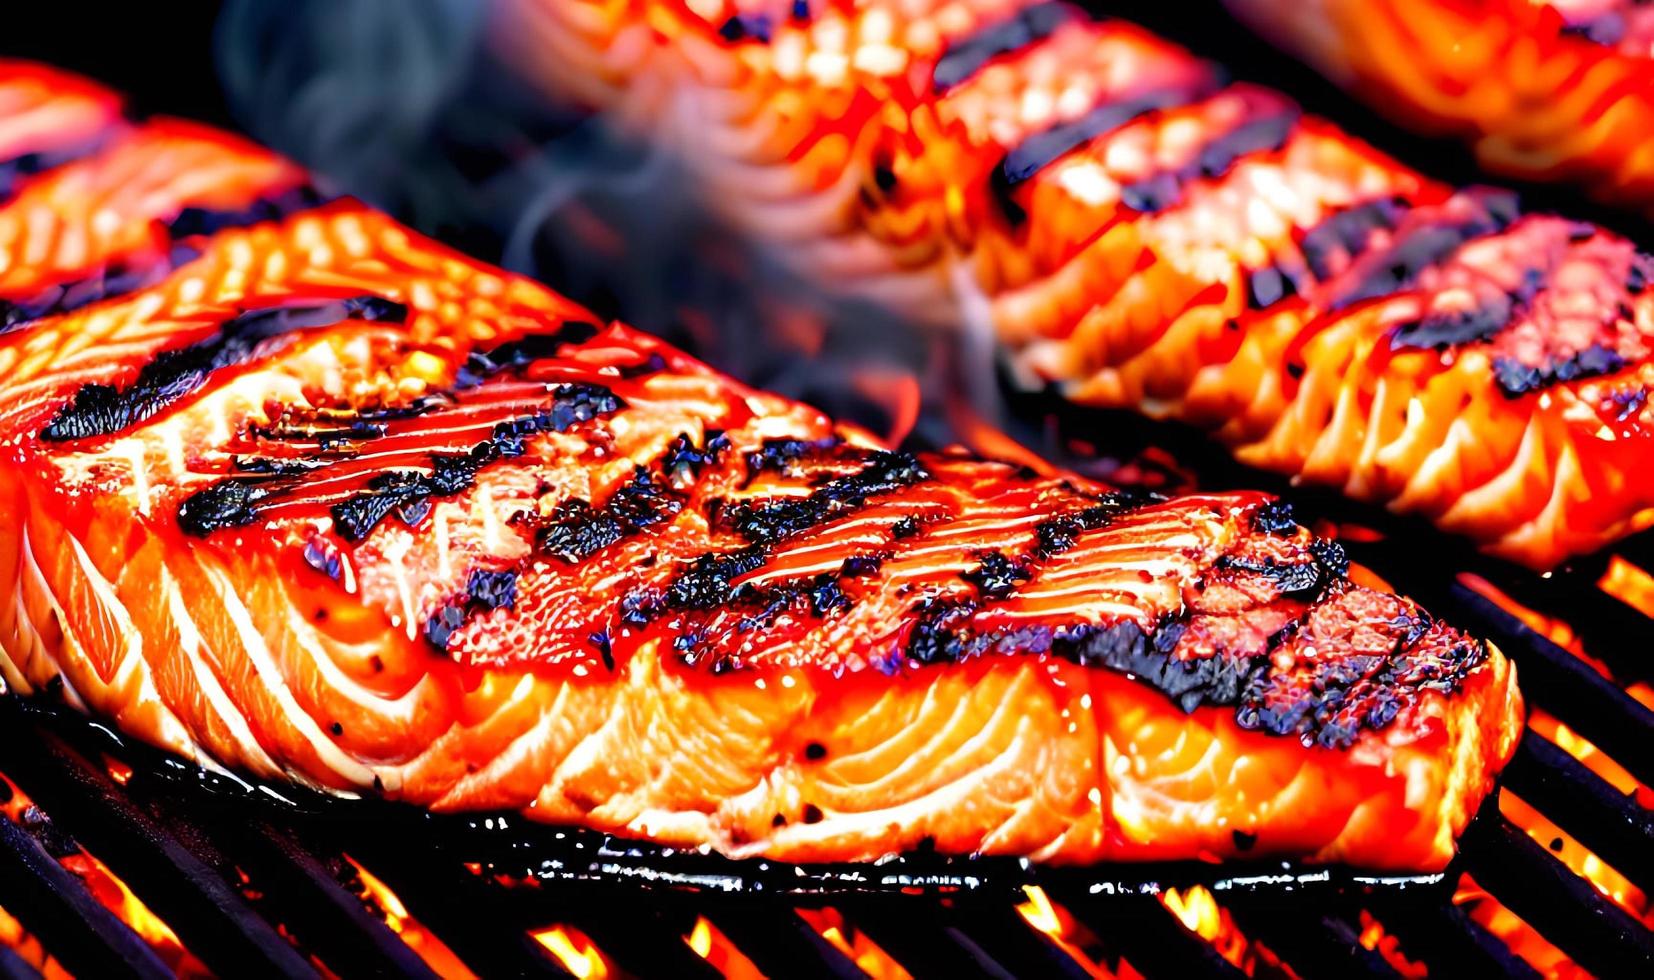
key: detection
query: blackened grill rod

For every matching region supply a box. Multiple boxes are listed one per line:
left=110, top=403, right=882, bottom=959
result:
left=1459, top=809, right=1654, bottom=977
left=334, top=836, right=573, bottom=978
left=0, top=945, right=42, bottom=980
left=1501, top=730, right=1654, bottom=896
left=0, top=718, right=318, bottom=978
left=0, top=817, right=171, bottom=980
left=1053, top=892, right=1249, bottom=980
left=946, top=901, right=1097, bottom=980
left=841, top=898, right=1019, bottom=979
left=701, top=905, right=870, bottom=980
left=1441, top=582, right=1654, bottom=787
left=1222, top=898, right=1402, bottom=979
left=1367, top=892, right=1542, bottom=979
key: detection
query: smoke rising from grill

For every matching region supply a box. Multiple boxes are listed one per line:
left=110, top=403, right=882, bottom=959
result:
left=211, top=0, right=986, bottom=453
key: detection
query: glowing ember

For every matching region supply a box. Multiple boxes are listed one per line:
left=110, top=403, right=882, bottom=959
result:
left=1455, top=875, right=1589, bottom=980
left=686, top=916, right=764, bottom=979
left=0, top=772, right=205, bottom=975
left=1599, top=556, right=1654, bottom=619
left=1357, top=910, right=1427, bottom=978
left=0, top=904, right=70, bottom=979
left=531, top=924, right=612, bottom=979
left=344, top=856, right=476, bottom=979
left=796, top=907, right=913, bottom=980
left=1529, top=709, right=1654, bottom=810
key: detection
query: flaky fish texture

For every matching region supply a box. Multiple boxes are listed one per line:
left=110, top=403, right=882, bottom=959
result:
left=0, top=62, right=1521, bottom=870
left=486, top=0, right=1654, bottom=569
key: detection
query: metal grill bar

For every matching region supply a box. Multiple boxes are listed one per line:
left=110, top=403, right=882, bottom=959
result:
left=0, top=719, right=317, bottom=978
left=701, top=905, right=869, bottom=979
left=1460, top=810, right=1654, bottom=977
left=1502, top=730, right=1654, bottom=895
left=0, top=945, right=42, bottom=980
left=844, top=898, right=1017, bottom=979
left=946, top=901, right=1095, bottom=979
left=0, top=817, right=170, bottom=980
left=1444, top=582, right=1654, bottom=786
left=337, top=835, right=571, bottom=977
left=1368, top=893, right=1541, bottom=979
left=1224, top=898, right=1401, bottom=979
left=1489, top=558, right=1653, bottom=685
left=1057, top=893, right=1248, bottom=980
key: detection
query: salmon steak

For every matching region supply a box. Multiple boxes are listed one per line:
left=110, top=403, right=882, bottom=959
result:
left=487, top=0, right=1654, bottom=569
left=0, top=62, right=1522, bottom=871
left=1227, top=0, right=1654, bottom=218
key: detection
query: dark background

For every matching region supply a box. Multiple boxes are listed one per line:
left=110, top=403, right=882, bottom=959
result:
left=0, top=3, right=237, bottom=128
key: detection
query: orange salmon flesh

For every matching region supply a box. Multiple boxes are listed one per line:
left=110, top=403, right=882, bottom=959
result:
left=0, top=61, right=1521, bottom=870
left=487, top=0, right=1654, bottom=569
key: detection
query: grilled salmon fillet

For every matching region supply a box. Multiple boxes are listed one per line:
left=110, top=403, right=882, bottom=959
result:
left=486, top=0, right=1654, bottom=569
left=1227, top=0, right=1654, bottom=217
left=0, top=62, right=1521, bottom=870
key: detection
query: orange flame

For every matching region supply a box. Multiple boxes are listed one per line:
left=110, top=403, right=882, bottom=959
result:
left=530, top=924, right=612, bottom=979
left=796, top=907, right=913, bottom=980
left=686, top=916, right=765, bottom=980
left=344, top=856, right=477, bottom=980
left=1014, top=886, right=1118, bottom=978
left=1160, top=886, right=1252, bottom=972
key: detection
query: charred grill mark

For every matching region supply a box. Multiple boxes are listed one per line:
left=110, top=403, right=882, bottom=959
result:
left=1390, top=296, right=1514, bottom=350
left=423, top=568, right=520, bottom=653
left=1297, top=196, right=1412, bottom=281
left=1235, top=619, right=1486, bottom=750
left=1030, top=490, right=1157, bottom=558
left=1326, top=189, right=1520, bottom=312
left=743, top=435, right=845, bottom=480
left=328, top=383, right=621, bottom=542
left=719, top=450, right=930, bottom=544
left=1214, top=538, right=1349, bottom=602
left=647, top=546, right=770, bottom=619
left=177, top=476, right=279, bottom=537
left=931, top=1, right=1079, bottom=92
left=1494, top=344, right=1628, bottom=398
left=41, top=296, right=407, bottom=442
left=1118, top=109, right=1300, bottom=214
left=991, top=82, right=1221, bottom=225
left=0, top=130, right=114, bottom=201
left=1059, top=618, right=1262, bottom=714
left=1, top=185, right=330, bottom=337
left=0, top=245, right=199, bottom=335
left=455, top=321, right=603, bottom=389
left=663, top=430, right=730, bottom=487
left=165, top=184, right=327, bottom=239
left=1249, top=499, right=1302, bottom=537
left=717, top=12, right=773, bottom=43
left=960, top=550, right=1032, bottom=599
left=247, top=393, right=459, bottom=454
left=537, top=466, right=684, bottom=562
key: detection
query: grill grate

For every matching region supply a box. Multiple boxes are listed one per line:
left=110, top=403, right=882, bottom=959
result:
left=0, top=426, right=1649, bottom=980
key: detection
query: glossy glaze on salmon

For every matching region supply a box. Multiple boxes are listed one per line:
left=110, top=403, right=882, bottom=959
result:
left=0, top=62, right=1521, bottom=870
left=486, top=0, right=1654, bottom=569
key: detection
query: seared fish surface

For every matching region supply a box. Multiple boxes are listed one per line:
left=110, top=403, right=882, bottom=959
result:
left=0, top=62, right=1521, bottom=869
